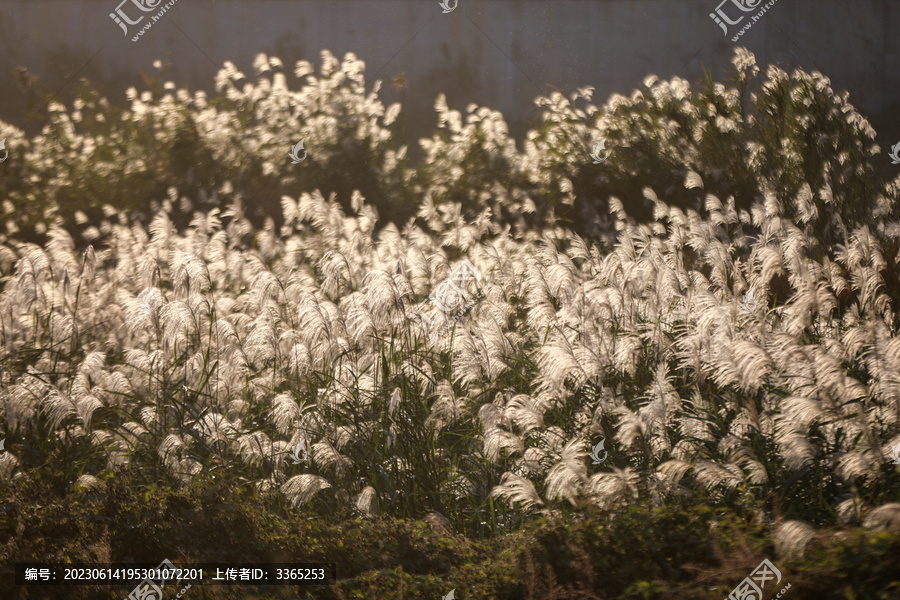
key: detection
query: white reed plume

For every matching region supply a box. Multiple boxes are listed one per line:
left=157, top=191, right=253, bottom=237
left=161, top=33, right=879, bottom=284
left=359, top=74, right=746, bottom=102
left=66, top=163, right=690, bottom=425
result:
left=586, top=467, right=640, bottom=510
left=544, top=438, right=589, bottom=504
left=491, top=472, right=544, bottom=511
left=282, top=474, right=332, bottom=509
left=774, top=520, right=816, bottom=559
left=483, top=427, right=524, bottom=463
left=354, top=486, right=378, bottom=518
left=426, top=383, right=463, bottom=431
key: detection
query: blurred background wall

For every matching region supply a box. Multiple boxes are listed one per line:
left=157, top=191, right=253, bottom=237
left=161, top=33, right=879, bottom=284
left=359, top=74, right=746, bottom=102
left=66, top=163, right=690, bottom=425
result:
left=1, top=0, right=898, bottom=150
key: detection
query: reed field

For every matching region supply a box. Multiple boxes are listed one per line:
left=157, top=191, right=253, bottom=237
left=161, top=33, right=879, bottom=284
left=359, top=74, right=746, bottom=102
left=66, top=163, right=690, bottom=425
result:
left=1, top=48, right=899, bottom=599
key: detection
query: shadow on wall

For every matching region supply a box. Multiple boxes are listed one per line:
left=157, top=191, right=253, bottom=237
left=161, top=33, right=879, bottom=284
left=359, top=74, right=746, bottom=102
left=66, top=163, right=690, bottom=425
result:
left=1, top=0, right=898, bottom=156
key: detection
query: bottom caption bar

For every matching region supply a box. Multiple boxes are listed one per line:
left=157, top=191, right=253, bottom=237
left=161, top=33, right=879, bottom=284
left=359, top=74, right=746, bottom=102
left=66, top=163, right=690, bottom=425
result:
left=15, top=560, right=336, bottom=586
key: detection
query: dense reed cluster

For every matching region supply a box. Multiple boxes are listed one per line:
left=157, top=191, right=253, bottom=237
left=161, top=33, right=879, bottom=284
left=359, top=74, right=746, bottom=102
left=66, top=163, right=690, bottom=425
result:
left=1, top=48, right=899, bottom=541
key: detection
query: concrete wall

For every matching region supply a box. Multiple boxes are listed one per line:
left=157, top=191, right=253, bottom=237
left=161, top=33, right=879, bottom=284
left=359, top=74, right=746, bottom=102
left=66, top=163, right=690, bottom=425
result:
left=1, top=0, right=899, bottom=147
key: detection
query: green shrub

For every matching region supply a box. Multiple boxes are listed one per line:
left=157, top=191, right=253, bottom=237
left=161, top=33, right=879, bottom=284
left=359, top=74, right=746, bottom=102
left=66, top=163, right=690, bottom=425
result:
left=0, top=51, right=414, bottom=245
